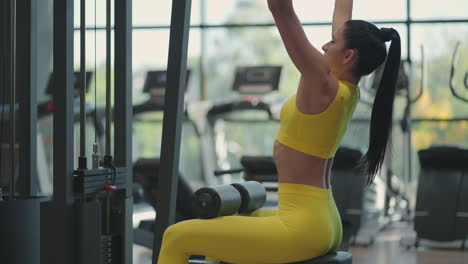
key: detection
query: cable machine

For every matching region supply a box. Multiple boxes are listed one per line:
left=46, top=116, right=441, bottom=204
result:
left=40, top=0, right=133, bottom=263
left=0, top=1, right=41, bottom=263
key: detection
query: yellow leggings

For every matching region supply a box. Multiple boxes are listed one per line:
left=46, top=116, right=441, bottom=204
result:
left=157, top=183, right=342, bottom=264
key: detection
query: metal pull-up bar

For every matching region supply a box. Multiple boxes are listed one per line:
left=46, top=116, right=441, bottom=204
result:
left=153, top=0, right=193, bottom=262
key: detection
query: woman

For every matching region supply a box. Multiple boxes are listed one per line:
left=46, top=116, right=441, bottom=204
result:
left=157, top=0, right=401, bottom=263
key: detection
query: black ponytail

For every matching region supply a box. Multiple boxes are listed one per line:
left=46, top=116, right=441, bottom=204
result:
left=361, top=28, right=401, bottom=185
left=343, top=21, right=402, bottom=185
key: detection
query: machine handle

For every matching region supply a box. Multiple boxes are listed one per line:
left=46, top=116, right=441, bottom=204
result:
left=214, top=169, right=244, bottom=177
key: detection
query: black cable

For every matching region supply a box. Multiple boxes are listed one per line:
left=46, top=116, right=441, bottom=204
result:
left=105, top=0, right=111, bottom=157
left=0, top=0, right=7, bottom=183
left=79, top=0, right=87, bottom=169
left=9, top=0, right=16, bottom=199
left=94, top=0, right=98, bottom=145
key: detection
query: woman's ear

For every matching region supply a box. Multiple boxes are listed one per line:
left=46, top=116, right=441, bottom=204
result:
left=343, top=49, right=358, bottom=65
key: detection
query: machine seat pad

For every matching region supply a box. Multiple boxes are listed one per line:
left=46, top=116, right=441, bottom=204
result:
left=418, top=146, right=468, bottom=169
left=240, top=156, right=277, bottom=174
left=217, top=251, right=352, bottom=264
left=283, top=251, right=352, bottom=264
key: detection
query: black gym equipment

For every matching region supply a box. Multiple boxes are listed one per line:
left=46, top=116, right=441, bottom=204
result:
left=131, top=69, right=208, bottom=248
left=192, top=181, right=267, bottom=219
left=132, top=69, right=203, bottom=185
left=0, top=1, right=43, bottom=263
left=36, top=71, right=106, bottom=195
left=413, top=146, right=468, bottom=249
left=40, top=0, right=133, bottom=264
left=134, top=158, right=195, bottom=222
left=133, top=158, right=197, bottom=248
left=206, top=65, right=282, bottom=185
left=204, top=66, right=283, bottom=208
left=404, top=42, right=468, bottom=249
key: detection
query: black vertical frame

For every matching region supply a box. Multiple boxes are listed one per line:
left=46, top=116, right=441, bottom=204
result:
left=78, top=0, right=87, bottom=169
left=0, top=2, right=39, bottom=262
left=199, top=0, right=207, bottom=100
left=105, top=0, right=112, bottom=157
left=406, top=0, right=412, bottom=64
left=41, top=1, right=76, bottom=263
left=115, top=0, right=133, bottom=263
left=16, top=0, right=38, bottom=197
left=1, top=0, right=11, bottom=187
left=405, top=0, right=413, bottom=183
left=9, top=0, right=17, bottom=199
left=153, top=0, right=192, bottom=262
left=53, top=0, right=75, bottom=206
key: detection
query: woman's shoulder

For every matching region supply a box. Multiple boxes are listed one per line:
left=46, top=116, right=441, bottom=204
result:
left=295, top=74, right=339, bottom=115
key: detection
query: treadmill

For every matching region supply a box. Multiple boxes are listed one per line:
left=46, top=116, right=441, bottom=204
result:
left=206, top=66, right=283, bottom=206
left=36, top=71, right=102, bottom=195
left=403, top=42, right=468, bottom=249
left=132, top=70, right=206, bottom=248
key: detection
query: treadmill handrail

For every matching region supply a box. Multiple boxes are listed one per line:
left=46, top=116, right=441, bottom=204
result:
left=450, top=42, right=468, bottom=103
left=206, top=100, right=273, bottom=123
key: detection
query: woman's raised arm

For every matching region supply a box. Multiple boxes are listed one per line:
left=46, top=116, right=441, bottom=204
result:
left=268, top=0, right=330, bottom=81
left=332, top=0, right=353, bottom=34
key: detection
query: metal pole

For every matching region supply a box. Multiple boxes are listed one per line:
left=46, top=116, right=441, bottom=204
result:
left=200, top=0, right=207, bottom=100
left=153, top=0, right=192, bottom=262
left=53, top=0, right=74, bottom=206
left=105, top=0, right=112, bottom=157
left=79, top=0, right=87, bottom=169
left=115, top=1, right=133, bottom=261
left=114, top=0, right=132, bottom=190
left=0, top=1, right=5, bottom=187
left=10, top=0, right=17, bottom=200
left=41, top=1, right=76, bottom=263
left=406, top=0, right=413, bottom=183
left=1, top=1, right=5, bottom=191
left=16, top=0, right=38, bottom=197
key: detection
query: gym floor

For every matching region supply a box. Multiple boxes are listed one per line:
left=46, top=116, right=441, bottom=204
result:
left=133, top=222, right=468, bottom=264
left=350, top=222, right=468, bottom=264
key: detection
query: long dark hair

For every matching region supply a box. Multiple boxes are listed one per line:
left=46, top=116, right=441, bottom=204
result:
left=344, top=20, right=402, bottom=185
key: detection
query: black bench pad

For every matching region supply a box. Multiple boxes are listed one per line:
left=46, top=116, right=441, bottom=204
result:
left=283, top=251, right=352, bottom=264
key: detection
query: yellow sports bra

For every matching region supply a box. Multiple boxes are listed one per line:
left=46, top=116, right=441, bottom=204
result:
left=275, top=80, right=360, bottom=159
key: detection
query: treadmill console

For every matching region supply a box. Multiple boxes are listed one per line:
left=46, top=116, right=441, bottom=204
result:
left=232, top=66, right=282, bottom=95
left=142, top=70, right=191, bottom=97
left=46, top=71, right=93, bottom=97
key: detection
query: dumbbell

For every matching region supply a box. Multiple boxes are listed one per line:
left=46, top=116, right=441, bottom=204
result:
left=192, top=181, right=267, bottom=219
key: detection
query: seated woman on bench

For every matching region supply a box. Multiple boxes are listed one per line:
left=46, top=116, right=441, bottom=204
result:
left=157, top=0, right=401, bottom=263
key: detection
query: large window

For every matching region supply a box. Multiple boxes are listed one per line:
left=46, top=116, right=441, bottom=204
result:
left=69, top=0, right=468, bottom=188
left=409, top=24, right=468, bottom=149
left=411, top=0, right=468, bottom=20
left=204, top=0, right=407, bottom=24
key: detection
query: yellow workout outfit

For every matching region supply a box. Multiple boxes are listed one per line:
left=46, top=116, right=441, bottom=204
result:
left=157, top=80, right=360, bottom=264
left=276, top=80, right=360, bottom=158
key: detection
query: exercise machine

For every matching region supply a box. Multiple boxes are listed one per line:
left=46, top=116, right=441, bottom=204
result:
left=40, top=1, right=133, bottom=263
left=133, top=69, right=204, bottom=188
left=36, top=71, right=105, bottom=195
left=132, top=69, right=208, bottom=248
left=1, top=1, right=42, bottom=263
left=206, top=65, right=283, bottom=186
left=401, top=42, right=468, bottom=249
